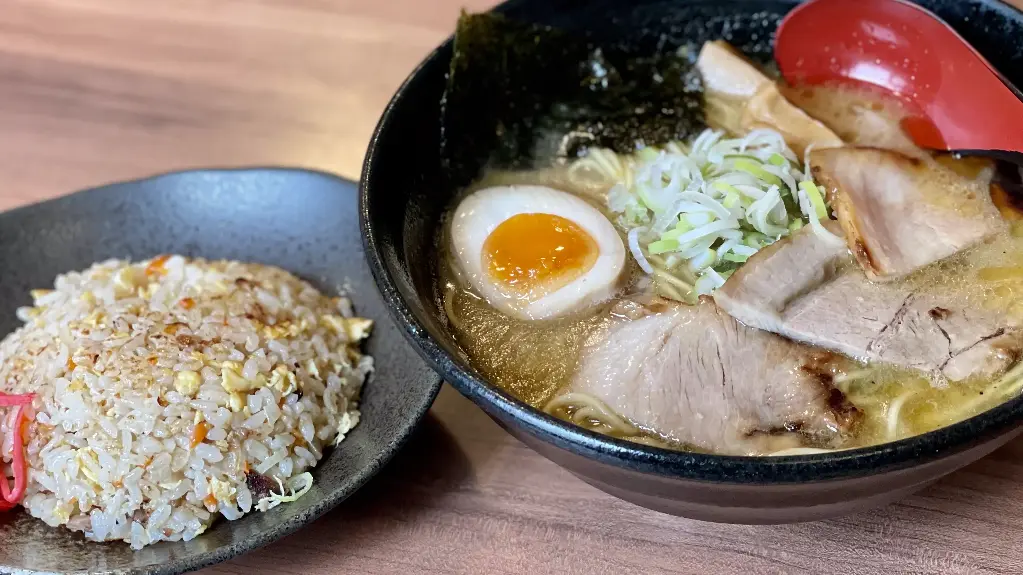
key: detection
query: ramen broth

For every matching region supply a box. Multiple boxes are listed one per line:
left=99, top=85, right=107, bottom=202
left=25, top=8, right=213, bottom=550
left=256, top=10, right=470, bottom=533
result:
left=437, top=38, right=1023, bottom=453
left=440, top=155, right=1023, bottom=452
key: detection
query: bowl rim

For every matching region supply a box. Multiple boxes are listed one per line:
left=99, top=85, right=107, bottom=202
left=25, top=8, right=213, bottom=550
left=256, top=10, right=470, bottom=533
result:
left=359, top=0, right=1023, bottom=484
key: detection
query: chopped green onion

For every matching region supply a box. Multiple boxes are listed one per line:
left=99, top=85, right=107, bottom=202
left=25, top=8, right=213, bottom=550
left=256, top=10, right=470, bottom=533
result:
left=648, top=239, right=680, bottom=254
left=744, top=231, right=771, bottom=249
left=724, top=152, right=765, bottom=161
left=722, top=191, right=741, bottom=209
left=734, top=158, right=783, bottom=187
left=688, top=248, right=717, bottom=272
left=661, top=227, right=687, bottom=241
left=799, top=181, right=828, bottom=219
left=674, top=218, right=694, bottom=234
left=637, top=186, right=658, bottom=211
left=637, top=147, right=660, bottom=162
left=713, top=181, right=741, bottom=196
left=683, top=212, right=714, bottom=227
left=623, top=203, right=647, bottom=224
left=593, top=127, right=818, bottom=301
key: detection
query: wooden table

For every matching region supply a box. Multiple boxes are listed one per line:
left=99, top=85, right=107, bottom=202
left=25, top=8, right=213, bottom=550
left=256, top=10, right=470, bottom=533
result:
left=4, top=1, right=1023, bottom=573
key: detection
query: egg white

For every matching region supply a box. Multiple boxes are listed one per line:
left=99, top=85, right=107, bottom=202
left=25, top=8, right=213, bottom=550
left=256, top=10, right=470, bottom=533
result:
left=450, top=185, right=626, bottom=320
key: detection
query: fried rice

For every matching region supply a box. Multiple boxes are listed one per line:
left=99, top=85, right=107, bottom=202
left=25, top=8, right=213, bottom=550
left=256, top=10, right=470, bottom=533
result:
left=0, top=256, right=373, bottom=548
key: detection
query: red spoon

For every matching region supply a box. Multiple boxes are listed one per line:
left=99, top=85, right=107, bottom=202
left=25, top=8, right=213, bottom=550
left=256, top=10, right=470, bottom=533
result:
left=774, top=0, right=1023, bottom=161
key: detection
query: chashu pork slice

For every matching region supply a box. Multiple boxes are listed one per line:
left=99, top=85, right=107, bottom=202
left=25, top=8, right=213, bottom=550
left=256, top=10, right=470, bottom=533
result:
left=777, top=83, right=923, bottom=156
left=715, top=224, right=1022, bottom=382
left=810, top=146, right=1005, bottom=281
left=696, top=40, right=843, bottom=157
left=570, top=301, right=860, bottom=455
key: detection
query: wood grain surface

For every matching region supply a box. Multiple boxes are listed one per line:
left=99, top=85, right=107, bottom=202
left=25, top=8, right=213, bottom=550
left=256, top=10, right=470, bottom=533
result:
left=3, top=1, right=1023, bottom=574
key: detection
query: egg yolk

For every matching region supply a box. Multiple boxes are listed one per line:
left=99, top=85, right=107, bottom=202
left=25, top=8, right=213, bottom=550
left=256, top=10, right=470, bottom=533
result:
left=482, top=213, right=599, bottom=297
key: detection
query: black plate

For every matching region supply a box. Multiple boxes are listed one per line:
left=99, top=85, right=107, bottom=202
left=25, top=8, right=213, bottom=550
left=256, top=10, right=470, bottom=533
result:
left=0, top=169, right=441, bottom=574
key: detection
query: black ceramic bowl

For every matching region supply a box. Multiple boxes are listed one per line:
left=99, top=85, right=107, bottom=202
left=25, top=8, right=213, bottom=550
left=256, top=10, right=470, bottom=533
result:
left=0, top=169, right=441, bottom=574
left=361, top=0, right=1023, bottom=523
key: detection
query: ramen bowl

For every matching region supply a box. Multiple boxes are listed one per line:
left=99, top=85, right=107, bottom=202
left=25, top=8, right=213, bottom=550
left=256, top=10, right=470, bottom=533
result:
left=360, top=0, right=1023, bottom=522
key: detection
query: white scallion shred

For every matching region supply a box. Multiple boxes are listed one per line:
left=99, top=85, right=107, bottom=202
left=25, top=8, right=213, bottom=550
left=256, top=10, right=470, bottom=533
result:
left=627, top=227, right=654, bottom=274
left=254, top=472, right=314, bottom=512
left=579, top=128, right=833, bottom=299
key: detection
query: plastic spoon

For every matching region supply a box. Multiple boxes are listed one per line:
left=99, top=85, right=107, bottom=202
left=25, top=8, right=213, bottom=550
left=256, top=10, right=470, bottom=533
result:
left=774, top=0, right=1023, bottom=163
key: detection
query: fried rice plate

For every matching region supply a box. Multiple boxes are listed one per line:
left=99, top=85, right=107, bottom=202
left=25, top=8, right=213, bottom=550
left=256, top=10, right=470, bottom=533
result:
left=0, top=256, right=373, bottom=548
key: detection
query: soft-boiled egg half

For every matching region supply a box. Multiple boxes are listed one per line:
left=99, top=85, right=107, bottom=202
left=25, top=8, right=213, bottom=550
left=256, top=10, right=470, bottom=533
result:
left=450, top=185, right=626, bottom=320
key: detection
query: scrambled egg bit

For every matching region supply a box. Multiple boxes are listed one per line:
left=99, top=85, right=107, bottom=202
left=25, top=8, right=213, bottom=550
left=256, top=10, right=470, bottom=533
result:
left=174, top=371, right=202, bottom=397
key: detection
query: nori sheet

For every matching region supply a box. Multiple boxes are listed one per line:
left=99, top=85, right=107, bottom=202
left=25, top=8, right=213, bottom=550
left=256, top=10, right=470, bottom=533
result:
left=440, top=11, right=706, bottom=186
